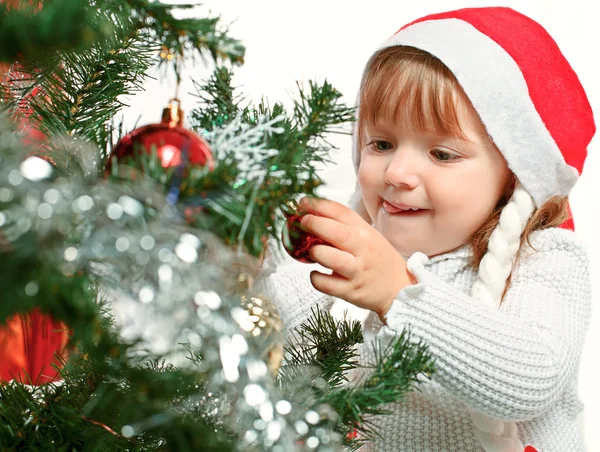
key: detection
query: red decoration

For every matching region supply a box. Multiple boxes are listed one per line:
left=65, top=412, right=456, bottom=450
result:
left=281, top=200, right=329, bottom=263
left=0, top=309, right=69, bottom=384
left=524, top=447, right=538, bottom=452
left=108, top=99, right=213, bottom=172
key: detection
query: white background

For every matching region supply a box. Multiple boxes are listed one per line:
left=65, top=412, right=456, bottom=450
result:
left=121, top=1, right=600, bottom=449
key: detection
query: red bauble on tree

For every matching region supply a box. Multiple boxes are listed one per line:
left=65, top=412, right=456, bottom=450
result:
left=0, top=309, right=69, bottom=385
left=281, top=199, right=330, bottom=264
left=109, top=99, right=214, bottom=172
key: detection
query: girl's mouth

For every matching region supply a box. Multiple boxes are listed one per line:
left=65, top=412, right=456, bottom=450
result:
left=382, top=201, right=429, bottom=215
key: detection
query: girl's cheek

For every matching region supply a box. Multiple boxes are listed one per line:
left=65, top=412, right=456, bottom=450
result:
left=357, top=158, right=381, bottom=189
left=357, top=166, right=368, bottom=191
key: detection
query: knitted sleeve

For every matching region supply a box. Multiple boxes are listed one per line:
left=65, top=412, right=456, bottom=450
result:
left=257, top=261, right=336, bottom=336
left=383, top=232, right=591, bottom=422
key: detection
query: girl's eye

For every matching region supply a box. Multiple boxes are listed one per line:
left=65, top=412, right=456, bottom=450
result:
left=431, top=149, right=460, bottom=162
left=367, top=140, right=393, bottom=152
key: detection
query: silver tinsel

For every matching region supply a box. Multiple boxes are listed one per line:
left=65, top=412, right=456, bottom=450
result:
left=0, top=127, right=342, bottom=451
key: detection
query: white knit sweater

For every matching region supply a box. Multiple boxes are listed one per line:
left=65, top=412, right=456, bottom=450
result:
left=259, top=228, right=591, bottom=452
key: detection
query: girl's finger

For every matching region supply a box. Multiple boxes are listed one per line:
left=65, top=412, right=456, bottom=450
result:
left=309, top=270, right=350, bottom=300
left=299, top=196, right=364, bottom=228
left=309, top=244, right=357, bottom=279
left=301, top=214, right=361, bottom=254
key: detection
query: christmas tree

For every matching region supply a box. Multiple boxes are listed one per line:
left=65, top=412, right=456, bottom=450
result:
left=0, top=1, right=436, bottom=450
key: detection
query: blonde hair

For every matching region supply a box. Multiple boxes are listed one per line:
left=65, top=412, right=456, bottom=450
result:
left=357, top=46, right=470, bottom=151
left=356, top=45, right=570, bottom=302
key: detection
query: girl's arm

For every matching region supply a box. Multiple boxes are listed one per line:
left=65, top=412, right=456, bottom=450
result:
left=383, top=229, right=591, bottom=422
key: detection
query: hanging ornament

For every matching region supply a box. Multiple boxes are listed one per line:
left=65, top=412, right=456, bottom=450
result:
left=108, top=98, right=214, bottom=173
left=240, top=293, right=284, bottom=375
left=281, top=199, right=329, bottom=264
left=0, top=309, right=69, bottom=384
left=232, top=268, right=284, bottom=376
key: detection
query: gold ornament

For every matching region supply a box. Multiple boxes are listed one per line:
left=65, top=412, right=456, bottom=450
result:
left=239, top=293, right=284, bottom=376
left=229, top=259, right=284, bottom=375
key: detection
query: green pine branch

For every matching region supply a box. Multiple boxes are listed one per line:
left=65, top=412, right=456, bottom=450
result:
left=4, top=33, right=158, bottom=156
left=183, top=67, right=355, bottom=257
left=0, top=0, right=112, bottom=63
left=189, top=67, right=246, bottom=131
left=1, top=0, right=245, bottom=158
left=278, top=307, right=363, bottom=389
left=326, top=329, right=436, bottom=445
left=0, top=1, right=245, bottom=67
left=280, top=307, right=437, bottom=449
left=98, top=0, right=245, bottom=67
left=0, top=341, right=236, bottom=451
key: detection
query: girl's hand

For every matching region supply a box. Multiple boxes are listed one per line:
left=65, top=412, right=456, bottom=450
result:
left=299, top=196, right=414, bottom=321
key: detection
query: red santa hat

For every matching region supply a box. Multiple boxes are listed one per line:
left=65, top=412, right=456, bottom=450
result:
left=352, top=6, right=595, bottom=213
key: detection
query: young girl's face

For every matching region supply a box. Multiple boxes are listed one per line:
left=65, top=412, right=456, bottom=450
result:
left=358, top=92, right=512, bottom=258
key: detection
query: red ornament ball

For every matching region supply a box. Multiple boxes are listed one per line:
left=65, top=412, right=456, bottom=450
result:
left=281, top=200, right=328, bottom=264
left=108, top=99, right=213, bottom=171
left=346, top=428, right=359, bottom=440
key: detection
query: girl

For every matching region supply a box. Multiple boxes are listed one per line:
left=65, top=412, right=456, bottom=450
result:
left=262, top=6, right=595, bottom=452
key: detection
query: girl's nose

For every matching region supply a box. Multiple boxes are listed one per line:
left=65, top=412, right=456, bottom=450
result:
left=384, top=150, right=420, bottom=188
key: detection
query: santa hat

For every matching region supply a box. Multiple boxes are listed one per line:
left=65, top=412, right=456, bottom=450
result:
left=350, top=7, right=595, bottom=452
left=351, top=6, right=595, bottom=219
